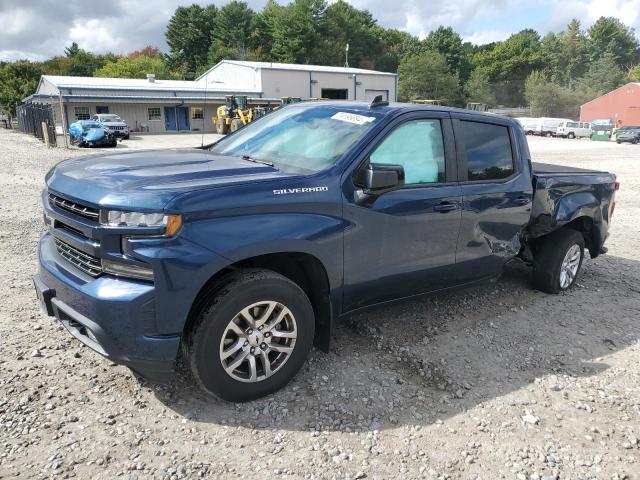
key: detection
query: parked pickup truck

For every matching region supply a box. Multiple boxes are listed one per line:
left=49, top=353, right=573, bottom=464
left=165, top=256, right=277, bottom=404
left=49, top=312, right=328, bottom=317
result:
left=33, top=100, right=618, bottom=402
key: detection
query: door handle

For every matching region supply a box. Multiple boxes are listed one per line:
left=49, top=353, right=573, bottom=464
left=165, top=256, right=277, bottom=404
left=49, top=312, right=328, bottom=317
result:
left=433, top=202, right=459, bottom=213
left=513, top=196, right=530, bottom=206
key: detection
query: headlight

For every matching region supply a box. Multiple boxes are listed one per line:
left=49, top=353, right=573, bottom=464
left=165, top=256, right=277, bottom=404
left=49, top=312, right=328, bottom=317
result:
left=102, top=211, right=182, bottom=236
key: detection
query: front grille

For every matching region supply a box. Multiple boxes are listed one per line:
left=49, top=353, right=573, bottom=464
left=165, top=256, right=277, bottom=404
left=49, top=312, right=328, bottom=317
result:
left=54, top=238, right=102, bottom=277
left=108, top=125, right=125, bottom=130
left=49, top=193, right=99, bottom=222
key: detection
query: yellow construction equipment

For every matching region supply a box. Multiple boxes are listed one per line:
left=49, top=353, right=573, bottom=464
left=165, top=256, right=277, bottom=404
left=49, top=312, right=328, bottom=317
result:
left=213, top=95, right=254, bottom=134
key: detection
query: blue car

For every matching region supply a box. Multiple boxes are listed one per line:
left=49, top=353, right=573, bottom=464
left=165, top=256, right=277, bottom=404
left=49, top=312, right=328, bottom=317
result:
left=34, top=99, right=617, bottom=401
left=68, top=120, right=117, bottom=148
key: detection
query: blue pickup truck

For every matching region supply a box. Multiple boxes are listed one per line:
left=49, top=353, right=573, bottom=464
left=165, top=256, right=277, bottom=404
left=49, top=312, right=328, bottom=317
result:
left=33, top=100, right=618, bottom=401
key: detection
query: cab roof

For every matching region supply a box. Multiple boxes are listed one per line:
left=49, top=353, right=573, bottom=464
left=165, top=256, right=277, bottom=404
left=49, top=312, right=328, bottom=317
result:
left=289, top=100, right=518, bottom=125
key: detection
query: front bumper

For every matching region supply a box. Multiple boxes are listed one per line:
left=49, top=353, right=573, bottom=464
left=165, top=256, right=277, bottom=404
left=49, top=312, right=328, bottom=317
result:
left=34, top=232, right=180, bottom=382
left=107, top=129, right=129, bottom=138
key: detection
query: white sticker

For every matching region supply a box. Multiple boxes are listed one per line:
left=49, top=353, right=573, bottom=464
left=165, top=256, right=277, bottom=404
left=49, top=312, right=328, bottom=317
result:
left=331, top=112, right=376, bottom=125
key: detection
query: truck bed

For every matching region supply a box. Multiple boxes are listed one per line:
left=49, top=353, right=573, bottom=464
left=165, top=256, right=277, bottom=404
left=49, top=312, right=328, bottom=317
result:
left=528, top=163, right=616, bottom=256
left=532, top=162, right=605, bottom=176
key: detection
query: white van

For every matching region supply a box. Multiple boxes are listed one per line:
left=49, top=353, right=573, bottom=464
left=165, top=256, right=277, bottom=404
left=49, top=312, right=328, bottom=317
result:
left=516, top=117, right=538, bottom=135
left=535, top=117, right=573, bottom=137
left=556, top=121, right=592, bottom=139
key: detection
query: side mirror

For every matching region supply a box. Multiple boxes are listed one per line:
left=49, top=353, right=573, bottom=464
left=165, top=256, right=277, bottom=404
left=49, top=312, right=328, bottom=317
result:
left=355, top=162, right=405, bottom=194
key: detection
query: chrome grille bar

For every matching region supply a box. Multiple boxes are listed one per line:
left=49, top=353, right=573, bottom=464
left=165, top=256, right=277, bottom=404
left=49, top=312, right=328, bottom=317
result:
left=49, top=193, right=99, bottom=221
left=54, top=238, right=102, bottom=277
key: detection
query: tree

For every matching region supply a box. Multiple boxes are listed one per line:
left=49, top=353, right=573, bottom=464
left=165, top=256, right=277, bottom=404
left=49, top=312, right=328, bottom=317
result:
left=398, top=50, right=461, bottom=105
left=165, top=4, right=218, bottom=78
left=588, top=17, right=639, bottom=67
left=94, top=55, right=176, bottom=79
left=374, top=28, right=422, bottom=72
left=541, top=19, right=589, bottom=87
left=264, top=0, right=327, bottom=64
left=628, top=65, right=640, bottom=82
left=0, top=61, right=43, bottom=115
left=424, top=26, right=472, bottom=83
left=320, top=1, right=382, bottom=69
left=207, top=1, right=256, bottom=65
left=128, top=46, right=162, bottom=60
left=465, top=68, right=496, bottom=106
left=577, top=52, right=626, bottom=96
left=64, top=42, right=80, bottom=57
left=524, top=70, right=579, bottom=117
left=472, top=29, right=546, bottom=106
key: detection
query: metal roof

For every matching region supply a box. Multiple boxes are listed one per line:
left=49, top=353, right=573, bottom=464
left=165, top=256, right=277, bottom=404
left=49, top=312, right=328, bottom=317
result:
left=197, top=60, right=398, bottom=81
left=41, top=75, right=209, bottom=92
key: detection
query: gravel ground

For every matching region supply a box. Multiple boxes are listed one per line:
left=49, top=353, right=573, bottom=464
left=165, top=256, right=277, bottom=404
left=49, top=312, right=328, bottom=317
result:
left=0, top=129, right=638, bottom=480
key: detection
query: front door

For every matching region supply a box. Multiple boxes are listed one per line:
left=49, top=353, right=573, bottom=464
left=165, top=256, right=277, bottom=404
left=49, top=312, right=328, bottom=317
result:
left=177, top=106, right=190, bottom=131
left=342, top=113, right=462, bottom=311
left=164, top=107, right=177, bottom=131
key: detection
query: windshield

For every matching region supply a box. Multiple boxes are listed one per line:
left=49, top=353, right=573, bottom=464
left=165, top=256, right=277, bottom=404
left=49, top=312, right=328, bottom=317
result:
left=100, top=115, right=121, bottom=122
left=210, top=105, right=382, bottom=173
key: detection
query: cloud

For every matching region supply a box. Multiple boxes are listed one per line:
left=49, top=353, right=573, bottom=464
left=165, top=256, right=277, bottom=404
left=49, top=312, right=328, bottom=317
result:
left=1, top=0, right=640, bottom=61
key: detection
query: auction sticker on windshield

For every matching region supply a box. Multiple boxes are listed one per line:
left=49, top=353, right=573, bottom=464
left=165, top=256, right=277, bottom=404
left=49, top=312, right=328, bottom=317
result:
left=331, top=112, right=376, bottom=126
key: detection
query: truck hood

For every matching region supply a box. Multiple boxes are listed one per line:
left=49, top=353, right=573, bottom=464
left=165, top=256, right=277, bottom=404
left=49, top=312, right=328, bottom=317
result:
left=46, top=149, right=294, bottom=210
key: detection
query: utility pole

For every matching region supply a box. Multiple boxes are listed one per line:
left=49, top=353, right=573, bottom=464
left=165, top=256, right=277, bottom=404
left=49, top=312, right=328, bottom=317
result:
left=344, top=43, right=349, bottom=68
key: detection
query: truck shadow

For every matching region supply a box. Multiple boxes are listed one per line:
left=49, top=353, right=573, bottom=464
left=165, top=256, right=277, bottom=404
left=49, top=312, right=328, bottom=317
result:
left=152, top=253, right=640, bottom=432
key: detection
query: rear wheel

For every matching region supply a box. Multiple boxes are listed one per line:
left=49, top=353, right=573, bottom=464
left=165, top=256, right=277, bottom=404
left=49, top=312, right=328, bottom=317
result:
left=184, top=269, right=315, bottom=402
left=533, top=229, right=585, bottom=294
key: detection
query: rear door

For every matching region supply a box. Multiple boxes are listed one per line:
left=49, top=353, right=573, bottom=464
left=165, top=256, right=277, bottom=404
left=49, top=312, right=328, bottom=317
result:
left=451, top=114, right=533, bottom=282
left=342, top=112, right=462, bottom=311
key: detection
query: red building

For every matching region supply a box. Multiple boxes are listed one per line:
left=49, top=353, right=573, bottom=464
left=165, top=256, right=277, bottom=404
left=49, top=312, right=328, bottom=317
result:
left=580, top=83, right=640, bottom=126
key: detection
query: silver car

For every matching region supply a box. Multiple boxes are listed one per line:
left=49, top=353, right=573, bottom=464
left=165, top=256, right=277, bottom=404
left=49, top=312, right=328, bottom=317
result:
left=92, top=114, right=130, bottom=139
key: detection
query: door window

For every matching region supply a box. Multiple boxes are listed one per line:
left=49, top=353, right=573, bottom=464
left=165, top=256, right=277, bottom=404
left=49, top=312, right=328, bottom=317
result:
left=461, top=121, right=514, bottom=181
left=370, top=119, right=445, bottom=184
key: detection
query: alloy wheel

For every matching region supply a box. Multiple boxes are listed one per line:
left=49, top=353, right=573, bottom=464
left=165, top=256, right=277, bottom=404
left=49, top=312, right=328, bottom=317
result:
left=219, top=301, right=297, bottom=383
left=559, top=244, right=581, bottom=289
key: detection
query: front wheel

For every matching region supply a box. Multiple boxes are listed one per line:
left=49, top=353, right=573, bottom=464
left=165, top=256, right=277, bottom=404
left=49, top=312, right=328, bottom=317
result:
left=184, top=269, right=315, bottom=402
left=567, top=132, right=575, bottom=139
left=215, top=118, right=228, bottom=135
left=533, top=229, right=585, bottom=294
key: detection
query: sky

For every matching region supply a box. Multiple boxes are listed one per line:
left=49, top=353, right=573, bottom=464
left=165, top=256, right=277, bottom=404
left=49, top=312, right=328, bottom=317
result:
left=1, top=0, right=640, bottom=62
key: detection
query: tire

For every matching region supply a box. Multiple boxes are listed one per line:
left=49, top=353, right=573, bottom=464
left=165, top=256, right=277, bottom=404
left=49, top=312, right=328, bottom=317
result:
left=546, top=131, right=553, bottom=137
left=533, top=229, right=585, bottom=294
left=184, top=269, right=315, bottom=402
left=567, top=132, right=575, bottom=139
left=215, top=118, right=227, bottom=135
left=123, top=134, right=130, bottom=140
left=617, top=140, right=622, bottom=144
left=230, top=118, right=243, bottom=132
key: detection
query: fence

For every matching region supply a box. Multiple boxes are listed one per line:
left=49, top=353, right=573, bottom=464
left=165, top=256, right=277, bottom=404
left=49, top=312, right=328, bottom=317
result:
left=16, top=103, right=57, bottom=146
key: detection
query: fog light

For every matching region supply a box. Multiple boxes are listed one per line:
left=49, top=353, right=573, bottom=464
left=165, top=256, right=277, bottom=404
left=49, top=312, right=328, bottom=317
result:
left=101, top=259, right=154, bottom=281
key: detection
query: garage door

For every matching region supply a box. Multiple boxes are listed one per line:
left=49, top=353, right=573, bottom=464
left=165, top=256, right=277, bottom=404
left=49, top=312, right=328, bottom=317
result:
left=365, top=89, right=389, bottom=102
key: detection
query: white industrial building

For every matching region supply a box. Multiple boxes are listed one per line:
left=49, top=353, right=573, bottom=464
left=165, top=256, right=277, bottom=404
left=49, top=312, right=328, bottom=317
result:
left=24, top=61, right=398, bottom=135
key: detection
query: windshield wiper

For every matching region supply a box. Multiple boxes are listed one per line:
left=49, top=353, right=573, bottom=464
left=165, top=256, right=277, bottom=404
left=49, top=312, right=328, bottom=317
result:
left=241, top=154, right=274, bottom=167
